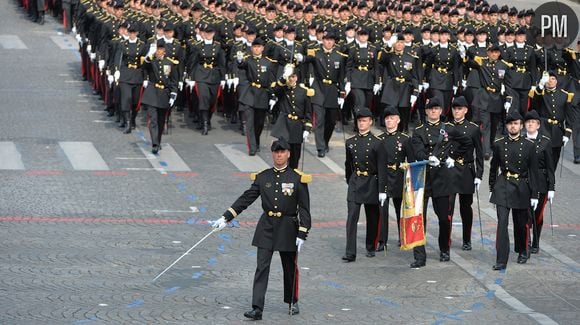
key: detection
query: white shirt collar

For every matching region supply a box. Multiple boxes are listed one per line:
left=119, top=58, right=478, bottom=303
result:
left=346, top=37, right=354, bottom=43
left=477, top=42, right=487, bottom=47
left=285, top=40, right=294, bottom=46
left=526, top=132, right=538, bottom=140
left=309, top=35, right=317, bottom=41
left=422, top=39, right=431, bottom=45
left=275, top=37, right=284, bottom=43
left=203, top=39, right=213, bottom=45
left=358, top=41, right=367, bottom=48
left=505, top=42, right=514, bottom=47
left=163, top=37, right=173, bottom=43
left=439, top=42, right=448, bottom=48
left=516, top=42, right=525, bottom=48
left=128, top=38, right=138, bottom=43
left=235, top=37, right=245, bottom=42
left=404, top=42, right=412, bottom=47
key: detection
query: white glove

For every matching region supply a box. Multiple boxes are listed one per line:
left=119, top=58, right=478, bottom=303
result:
left=344, top=82, right=351, bottom=95
left=538, top=73, right=549, bottom=90
left=232, top=77, right=239, bottom=88
left=453, top=86, right=458, bottom=94
left=460, top=46, right=467, bottom=59
left=379, top=193, right=387, bottom=206
left=461, top=79, right=467, bottom=90
left=178, top=81, right=183, bottom=91
left=530, top=86, right=536, bottom=93
left=548, top=190, right=555, bottom=204
left=107, top=75, right=114, bottom=85
left=474, top=178, right=481, bottom=191
left=373, top=83, right=382, bottom=95
left=269, top=98, right=277, bottom=111
left=337, top=97, right=345, bottom=108
left=220, top=80, right=226, bottom=89
left=75, top=34, right=82, bottom=44
left=418, top=84, right=423, bottom=92
left=72, top=26, right=77, bottom=34
left=422, top=82, right=429, bottom=91
left=147, top=44, right=156, bottom=57
left=386, top=34, right=398, bottom=47
left=236, top=51, right=244, bottom=63
left=86, top=44, right=92, bottom=53
left=531, top=198, right=539, bottom=211
left=309, top=76, right=314, bottom=86
left=302, top=130, right=310, bottom=142
left=489, top=192, right=493, bottom=200
left=504, top=102, right=511, bottom=113
left=428, top=155, right=440, bottom=167
left=410, top=94, right=417, bottom=107
left=211, top=216, right=228, bottom=231
left=563, top=136, right=570, bottom=146
left=187, top=80, right=195, bottom=89
left=226, top=78, right=233, bottom=88
left=113, top=70, right=120, bottom=81
left=98, top=59, right=105, bottom=71
left=169, top=98, right=175, bottom=106
left=142, top=80, right=149, bottom=88
left=282, top=65, right=294, bottom=79
left=445, top=157, right=455, bottom=168
left=89, top=52, right=96, bottom=61
left=296, top=237, right=305, bottom=252
left=295, top=53, right=304, bottom=63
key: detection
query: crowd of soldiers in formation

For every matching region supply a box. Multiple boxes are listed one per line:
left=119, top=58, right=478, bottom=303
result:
left=17, top=0, right=580, bottom=269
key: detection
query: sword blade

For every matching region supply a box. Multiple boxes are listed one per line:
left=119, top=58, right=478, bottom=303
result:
left=152, top=228, right=218, bottom=282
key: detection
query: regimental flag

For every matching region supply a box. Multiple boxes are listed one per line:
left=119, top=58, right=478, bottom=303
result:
left=400, top=161, right=428, bottom=251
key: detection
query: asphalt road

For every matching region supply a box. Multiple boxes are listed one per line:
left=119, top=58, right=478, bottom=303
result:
left=1, top=2, right=580, bottom=324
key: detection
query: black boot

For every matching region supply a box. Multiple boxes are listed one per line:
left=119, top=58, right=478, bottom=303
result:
left=118, top=113, right=126, bottom=128
left=131, top=111, right=137, bottom=129
left=201, top=122, right=209, bottom=135
left=123, top=113, right=131, bottom=134
left=230, top=112, right=238, bottom=124
left=38, top=11, right=45, bottom=25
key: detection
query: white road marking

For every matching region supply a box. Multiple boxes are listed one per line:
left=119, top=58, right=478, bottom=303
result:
left=0, top=35, right=27, bottom=49
left=0, top=142, right=25, bottom=170
left=59, top=142, right=109, bottom=171
left=215, top=143, right=269, bottom=172
left=137, top=143, right=191, bottom=172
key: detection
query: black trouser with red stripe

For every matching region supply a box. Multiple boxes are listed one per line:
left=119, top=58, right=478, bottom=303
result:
left=496, top=205, right=529, bottom=265
left=252, top=248, right=298, bottom=311
left=530, top=193, right=548, bottom=249
left=288, top=143, right=302, bottom=170
left=449, top=193, right=474, bottom=245
left=346, top=201, right=379, bottom=257
left=413, top=195, right=451, bottom=262
left=377, top=197, right=402, bottom=245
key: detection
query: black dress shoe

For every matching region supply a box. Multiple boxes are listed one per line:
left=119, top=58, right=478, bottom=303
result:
left=530, top=247, right=539, bottom=254
left=410, top=260, right=426, bottom=268
left=289, top=303, right=299, bottom=315
left=462, top=242, right=472, bottom=251
left=342, top=255, right=356, bottom=262
left=366, top=251, right=375, bottom=258
left=324, top=145, right=329, bottom=153
left=151, top=145, right=159, bottom=155
left=575, top=157, right=580, bottom=164
left=317, top=150, right=325, bottom=158
left=375, top=243, right=386, bottom=252
left=484, top=153, right=491, bottom=161
left=243, top=308, right=262, bottom=320
left=517, top=253, right=528, bottom=264
left=440, top=252, right=450, bottom=262
left=492, top=263, right=507, bottom=270
left=249, top=150, right=256, bottom=156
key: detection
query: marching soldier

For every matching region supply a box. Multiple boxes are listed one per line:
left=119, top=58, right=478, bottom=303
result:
left=524, top=110, right=555, bottom=254
left=211, top=138, right=312, bottom=320
left=447, top=96, right=484, bottom=251
left=410, top=97, right=470, bottom=268
left=236, top=37, right=278, bottom=155
left=376, top=107, right=414, bottom=251
left=270, top=67, right=314, bottom=169
left=140, top=39, right=179, bottom=154
left=489, top=111, right=540, bottom=270
left=530, top=71, right=575, bottom=166
left=343, top=107, right=382, bottom=262
left=345, top=27, right=379, bottom=115
left=304, top=30, right=347, bottom=157
left=503, top=28, right=537, bottom=116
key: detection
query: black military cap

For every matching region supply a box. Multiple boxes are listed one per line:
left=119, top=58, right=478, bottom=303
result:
left=113, top=0, right=124, bottom=9
left=487, top=44, right=501, bottom=52
left=440, top=27, right=451, bottom=34
left=431, top=26, right=440, bottom=33
left=156, top=21, right=164, bottom=29
left=293, top=4, right=303, bottom=11
left=449, top=9, right=459, bottom=16
left=421, top=25, right=431, bottom=33
left=274, top=23, right=285, bottom=31
left=424, top=2, right=434, bottom=8
left=515, top=27, right=527, bottom=35
left=322, top=30, right=337, bottom=39
left=403, top=6, right=411, bottom=13
left=163, top=21, right=175, bottom=31
left=384, top=106, right=400, bottom=117
left=180, top=1, right=190, bottom=9
left=266, top=3, right=276, bottom=11
left=505, top=28, right=515, bottom=36
left=377, top=5, right=387, bottom=13
left=482, top=7, right=489, bottom=14
left=547, top=70, right=557, bottom=78
left=441, top=7, right=449, bottom=15
left=473, top=7, right=482, bottom=14
left=508, top=7, right=517, bottom=16
left=500, top=5, right=508, bottom=13
left=433, top=4, right=441, bottom=12
left=119, top=20, right=130, bottom=29
left=271, top=138, right=291, bottom=151
left=156, top=39, right=166, bottom=48
left=403, top=27, right=413, bottom=34
left=355, top=107, right=373, bottom=118
left=425, top=97, right=442, bottom=109
left=457, top=2, right=465, bottom=8
left=226, top=3, right=238, bottom=11
left=524, top=110, right=541, bottom=121
left=252, top=37, right=265, bottom=46
left=506, top=111, right=523, bottom=123
left=476, top=27, right=487, bottom=35
left=525, top=9, right=535, bottom=16
left=497, top=26, right=506, bottom=35
left=410, top=6, right=421, bottom=15
left=316, top=25, right=326, bottom=33
left=127, top=23, right=138, bottom=33
left=517, top=10, right=525, bottom=18
left=245, top=25, right=257, bottom=35
left=357, top=27, right=370, bottom=35
left=452, top=96, right=469, bottom=108
left=284, top=25, right=296, bottom=33
left=489, top=4, right=499, bottom=14
left=357, top=2, right=367, bottom=9
left=346, top=23, right=357, bottom=31
left=339, top=4, right=349, bottom=12
left=191, top=2, right=203, bottom=10
left=396, top=33, right=406, bottom=41
left=464, top=28, right=474, bottom=36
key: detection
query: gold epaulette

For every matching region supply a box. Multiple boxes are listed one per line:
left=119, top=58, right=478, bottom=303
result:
left=299, top=84, right=315, bottom=96
left=494, top=137, right=505, bottom=143
left=250, top=169, right=266, bottom=181
left=562, top=90, right=574, bottom=103
left=415, top=124, right=424, bottom=129
left=294, top=169, right=312, bottom=184
left=469, top=121, right=479, bottom=127
left=525, top=138, right=535, bottom=143
left=565, top=48, right=577, bottom=60
left=473, top=55, right=484, bottom=66
left=542, top=135, right=551, bottom=141
left=337, top=51, right=348, bottom=57
left=266, top=57, right=278, bottom=63
left=501, top=60, right=513, bottom=68
left=375, top=133, right=385, bottom=140
left=306, top=48, right=318, bottom=56
left=166, top=57, right=179, bottom=65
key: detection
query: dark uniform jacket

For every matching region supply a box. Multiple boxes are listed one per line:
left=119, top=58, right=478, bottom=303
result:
left=412, top=121, right=471, bottom=197
left=377, top=48, right=421, bottom=107
left=141, top=55, right=179, bottom=109
left=377, top=130, right=414, bottom=198
left=424, top=43, right=461, bottom=91
left=466, top=55, right=511, bottom=113
left=489, top=135, right=540, bottom=209
left=188, top=40, right=226, bottom=85
left=113, top=39, right=148, bottom=84
left=237, top=55, right=278, bottom=109
left=346, top=42, right=379, bottom=90
left=270, top=79, right=314, bottom=144
left=222, top=167, right=312, bottom=252
left=503, top=44, right=538, bottom=90
left=305, top=45, right=348, bottom=108
left=530, top=88, right=575, bottom=147
left=345, top=131, right=382, bottom=204
left=447, top=119, right=484, bottom=194
left=528, top=134, right=555, bottom=195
